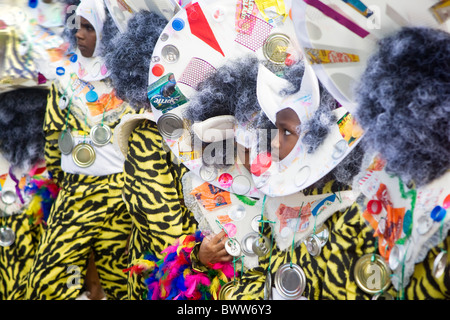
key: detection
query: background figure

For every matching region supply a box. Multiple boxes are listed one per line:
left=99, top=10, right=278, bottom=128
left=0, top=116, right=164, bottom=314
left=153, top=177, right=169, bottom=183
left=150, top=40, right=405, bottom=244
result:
left=0, top=88, right=58, bottom=299
left=24, top=0, right=136, bottom=300
left=354, top=26, right=450, bottom=299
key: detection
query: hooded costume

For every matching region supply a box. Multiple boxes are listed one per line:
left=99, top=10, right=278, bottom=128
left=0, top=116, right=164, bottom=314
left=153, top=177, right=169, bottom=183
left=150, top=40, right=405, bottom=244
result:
left=292, top=0, right=450, bottom=299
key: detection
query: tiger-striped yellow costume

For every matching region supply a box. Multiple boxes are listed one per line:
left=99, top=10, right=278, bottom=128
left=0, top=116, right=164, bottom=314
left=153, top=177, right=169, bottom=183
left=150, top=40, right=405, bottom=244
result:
left=231, top=180, right=449, bottom=300
left=122, top=119, right=198, bottom=300
left=22, top=83, right=136, bottom=300
left=0, top=213, right=44, bottom=299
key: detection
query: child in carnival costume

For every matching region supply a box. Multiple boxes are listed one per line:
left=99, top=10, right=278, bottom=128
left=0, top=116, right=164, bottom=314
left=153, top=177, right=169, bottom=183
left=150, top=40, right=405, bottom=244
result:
left=103, top=0, right=236, bottom=299
left=292, top=0, right=450, bottom=299
left=0, top=1, right=62, bottom=299
left=23, top=0, right=138, bottom=300
left=119, top=0, right=369, bottom=300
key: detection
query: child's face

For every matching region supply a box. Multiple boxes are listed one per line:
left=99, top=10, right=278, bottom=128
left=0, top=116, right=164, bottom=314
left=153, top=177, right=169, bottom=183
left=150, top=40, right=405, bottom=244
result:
left=75, top=17, right=97, bottom=58
left=271, top=108, right=300, bottom=161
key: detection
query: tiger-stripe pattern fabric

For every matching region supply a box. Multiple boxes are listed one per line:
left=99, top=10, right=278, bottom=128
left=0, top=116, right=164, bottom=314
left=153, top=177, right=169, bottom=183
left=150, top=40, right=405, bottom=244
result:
left=25, top=172, right=131, bottom=300
left=0, top=214, right=44, bottom=299
left=22, top=82, right=136, bottom=300
left=123, top=119, right=198, bottom=300
left=231, top=180, right=450, bottom=300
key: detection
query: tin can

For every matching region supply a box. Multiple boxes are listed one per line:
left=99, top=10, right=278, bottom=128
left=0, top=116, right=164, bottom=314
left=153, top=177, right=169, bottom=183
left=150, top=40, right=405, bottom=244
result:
left=90, top=124, right=112, bottom=146
left=225, top=238, right=241, bottom=257
left=157, top=113, right=184, bottom=140
left=263, top=33, right=290, bottom=65
left=72, top=143, right=96, bottom=168
left=274, top=263, right=306, bottom=300
left=219, top=281, right=237, bottom=300
left=241, top=232, right=259, bottom=257
left=199, top=165, right=218, bottom=182
left=354, top=253, right=391, bottom=295
left=58, top=130, right=74, bottom=155
left=252, top=235, right=271, bottom=257
left=305, top=234, right=322, bottom=256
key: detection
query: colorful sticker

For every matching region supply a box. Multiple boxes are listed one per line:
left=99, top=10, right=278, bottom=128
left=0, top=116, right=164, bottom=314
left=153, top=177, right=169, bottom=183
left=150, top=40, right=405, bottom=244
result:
left=235, top=0, right=259, bottom=34
left=337, top=112, right=364, bottom=147
left=190, top=182, right=232, bottom=211
left=275, top=202, right=312, bottom=233
left=304, top=48, right=360, bottom=65
left=147, top=73, right=188, bottom=113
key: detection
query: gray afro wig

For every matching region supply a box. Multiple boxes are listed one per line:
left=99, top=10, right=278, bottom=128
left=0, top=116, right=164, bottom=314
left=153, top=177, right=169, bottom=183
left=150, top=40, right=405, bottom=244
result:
left=184, top=55, right=261, bottom=125
left=0, top=88, right=49, bottom=169
left=103, top=10, right=167, bottom=110
left=355, top=27, right=450, bottom=187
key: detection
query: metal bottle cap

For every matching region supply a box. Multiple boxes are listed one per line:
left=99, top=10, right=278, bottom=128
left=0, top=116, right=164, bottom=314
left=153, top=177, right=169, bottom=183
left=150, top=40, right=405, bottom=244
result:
left=219, top=281, right=237, bottom=300
left=59, top=95, right=69, bottom=110
left=225, top=238, right=241, bottom=257
left=1, top=190, right=17, bottom=205
left=432, top=250, right=448, bottom=279
left=0, top=227, right=15, bottom=247
left=157, top=113, right=184, bottom=140
left=354, top=254, right=391, bottom=295
left=58, top=130, right=74, bottom=155
left=72, top=143, right=96, bottom=168
left=241, top=232, right=259, bottom=257
left=274, top=263, right=306, bottom=300
left=252, top=235, right=270, bottom=257
left=228, top=204, right=246, bottom=221
left=305, top=234, right=322, bottom=257
left=263, top=33, right=290, bottom=65
left=90, top=124, right=112, bottom=146
left=161, top=44, right=180, bottom=64
left=199, top=165, right=218, bottom=182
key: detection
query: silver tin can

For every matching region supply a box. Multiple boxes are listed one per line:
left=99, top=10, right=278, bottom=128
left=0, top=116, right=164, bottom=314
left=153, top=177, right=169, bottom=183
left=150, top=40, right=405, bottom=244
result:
left=274, top=263, right=306, bottom=300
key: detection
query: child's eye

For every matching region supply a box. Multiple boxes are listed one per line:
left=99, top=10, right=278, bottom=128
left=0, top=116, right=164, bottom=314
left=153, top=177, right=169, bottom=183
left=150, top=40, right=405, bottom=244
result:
left=284, top=129, right=292, bottom=136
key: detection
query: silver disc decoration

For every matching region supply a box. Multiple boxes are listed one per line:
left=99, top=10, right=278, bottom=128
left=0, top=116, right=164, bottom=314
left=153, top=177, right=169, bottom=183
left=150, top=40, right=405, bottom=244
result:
left=252, top=235, right=271, bottom=257
left=0, top=227, right=15, bottom=247
left=90, top=124, right=112, bottom=146
left=225, top=238, right=241, bottom=257
left=274, top=263, right=306, bottom=300
left=58, top=130, right=74, bottom=155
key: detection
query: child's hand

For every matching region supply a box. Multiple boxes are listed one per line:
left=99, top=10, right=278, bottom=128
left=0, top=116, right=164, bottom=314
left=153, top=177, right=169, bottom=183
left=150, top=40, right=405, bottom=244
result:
left=198, top=230, right=233, bottom=266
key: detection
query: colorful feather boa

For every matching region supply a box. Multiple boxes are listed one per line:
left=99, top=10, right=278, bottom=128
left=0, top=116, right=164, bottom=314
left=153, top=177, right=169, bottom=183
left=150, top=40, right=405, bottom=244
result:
left=125, top=231, right=235, bottom=300
left=23, top=176, right=59, bottom=226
